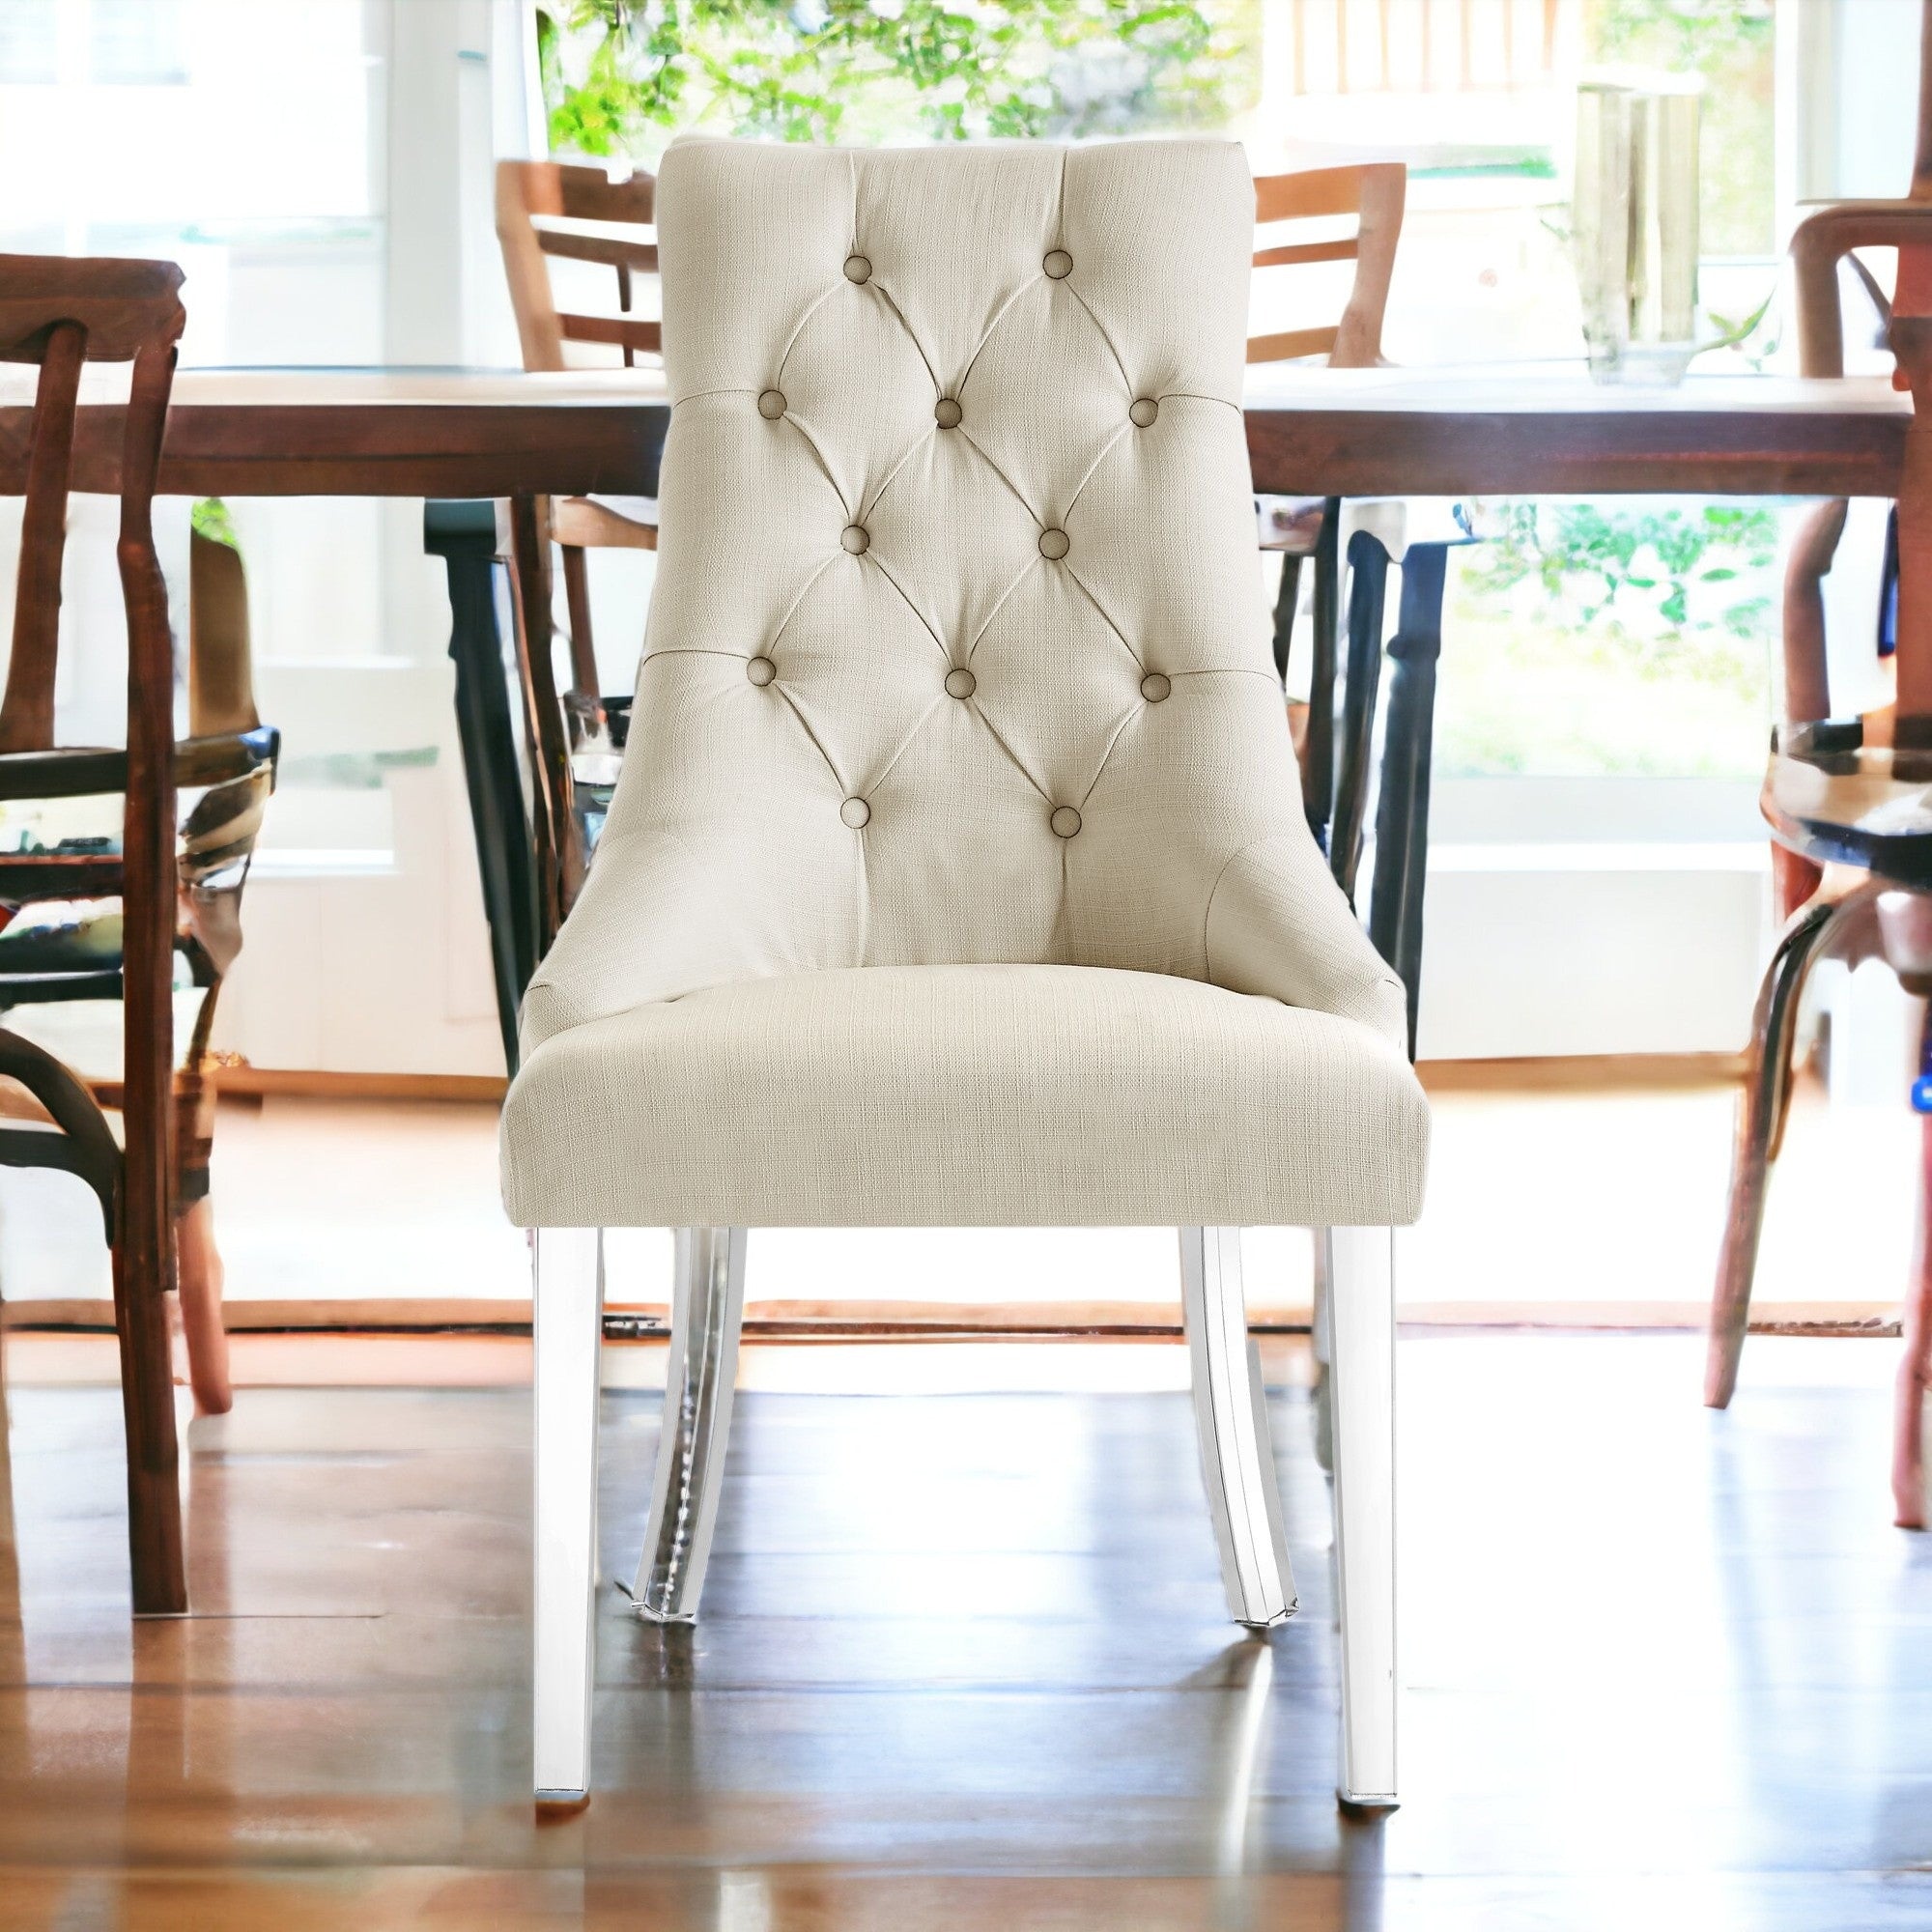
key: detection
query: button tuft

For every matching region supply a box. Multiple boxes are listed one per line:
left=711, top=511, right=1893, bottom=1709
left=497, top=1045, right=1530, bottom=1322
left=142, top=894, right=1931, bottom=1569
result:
left=841, top=524, right=870, bottom=555
left=933, top=397, right=962, bottom=429
left=1050, top=806, right=1082, bottom=838
left=747, top=655, right=777, bottom=687
left=1129, top=397, right=1158, bottom=428
left=1140, top=671, right=1171, bottom=703
left=757, top=388, right=786, bottom=419
left=1038, top=527, right=1069, bottom=560
left=1042, top=249, right=1072, bottom=279
left=843, top=253, right=872, bottom=284
left=944, top=668, right=976, bottom=699
left=840, top=797, right=871, bottom=829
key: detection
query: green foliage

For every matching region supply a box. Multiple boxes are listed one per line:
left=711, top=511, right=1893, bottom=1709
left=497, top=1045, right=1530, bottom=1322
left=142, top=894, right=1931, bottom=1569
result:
left=1466, top=499, right=1778, bottom=652
left=1584, top=0, right=1776, bottom=257
left=536, top=0, right=1253, bottom=158
left=188, top=497, right=240, bottom=550
left=1589, top=0, right=1773, bottom=70
left=1442, top=497, right=1781, bottom=779
left=1702, top=280, right=1780, bottom=371
left=1584, top=0, right=1770, bottom=70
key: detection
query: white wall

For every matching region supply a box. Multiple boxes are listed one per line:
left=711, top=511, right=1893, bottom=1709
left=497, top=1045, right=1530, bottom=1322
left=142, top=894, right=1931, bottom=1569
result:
left=208, top=0, right=534, bottom=1078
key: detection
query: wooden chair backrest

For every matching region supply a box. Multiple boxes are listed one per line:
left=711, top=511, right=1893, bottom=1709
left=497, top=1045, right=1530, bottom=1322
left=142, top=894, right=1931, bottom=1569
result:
left=0, top=254, right=185, bottom=756
left=496, top=160, right=661, bottom=374
left=0, top=252, right=190, bottom=1319
left=1248, top=162, right=1406, bottom=370
left=1780, top=0, right=1932, bottom=729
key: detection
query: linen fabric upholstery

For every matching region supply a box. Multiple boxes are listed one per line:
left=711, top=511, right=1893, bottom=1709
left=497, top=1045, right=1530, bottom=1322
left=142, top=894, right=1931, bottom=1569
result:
left=501, top=136, right=1429, bottom=1231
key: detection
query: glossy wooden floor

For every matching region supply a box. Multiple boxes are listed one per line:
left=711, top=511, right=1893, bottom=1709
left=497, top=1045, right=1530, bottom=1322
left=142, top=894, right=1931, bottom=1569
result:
left=4, top=1333, right=1932, bottom=1929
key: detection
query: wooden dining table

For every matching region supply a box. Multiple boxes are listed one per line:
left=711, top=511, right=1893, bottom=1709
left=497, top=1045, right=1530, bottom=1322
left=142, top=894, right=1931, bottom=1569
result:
left=41, top=360, right=1910, bottom=1026
left=1, top=355, right=1915, bottom=1064
left=2, top=361, right=1908, bottom=498
left=3, top=356, right=1913, bottom=1019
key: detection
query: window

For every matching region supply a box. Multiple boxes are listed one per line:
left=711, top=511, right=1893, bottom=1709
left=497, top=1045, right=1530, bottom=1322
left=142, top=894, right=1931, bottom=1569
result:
left=90, top=0, right=187, bottom=84
left=0, top=0, right=55, bottom=83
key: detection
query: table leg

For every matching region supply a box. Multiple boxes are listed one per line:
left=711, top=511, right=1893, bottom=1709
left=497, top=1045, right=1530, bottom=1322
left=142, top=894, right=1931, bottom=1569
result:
left=1303, top=501, right=1343, bottom=848
left=1330, top=530, right=1391, bottom=901
left=1366, top=543, right=1448, bottom=1062
left=507, top=495, right=580, bottom=948
left=425, top=501, right=540, bottom=1076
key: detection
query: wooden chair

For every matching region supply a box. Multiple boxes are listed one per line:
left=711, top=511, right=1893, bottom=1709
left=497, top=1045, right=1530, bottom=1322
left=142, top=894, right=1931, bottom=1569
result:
left=495, top=160, right=659, bottom=715
left=0, top=254, right=213, bottom=1613
left=8, top=526, right=268, bottom=1381
left=1249, top=162, right=1406, bottom=845
left=1705, top=2, right=1932, bottom=1523
left=1248, top=162, right=1467, bottom=1056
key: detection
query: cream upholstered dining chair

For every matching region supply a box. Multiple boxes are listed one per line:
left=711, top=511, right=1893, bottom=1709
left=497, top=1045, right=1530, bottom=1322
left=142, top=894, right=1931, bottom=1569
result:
left=499, top=136, right=1431, bottom=1815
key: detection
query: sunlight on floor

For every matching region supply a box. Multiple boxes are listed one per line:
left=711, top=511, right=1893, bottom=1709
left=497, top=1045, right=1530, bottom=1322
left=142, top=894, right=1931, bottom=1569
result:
left=0, top=1074, right=1914, bottom=1314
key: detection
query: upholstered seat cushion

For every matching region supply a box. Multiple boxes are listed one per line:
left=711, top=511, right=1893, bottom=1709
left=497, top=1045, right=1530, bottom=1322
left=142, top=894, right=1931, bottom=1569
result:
left=501, top=963, right=1428, bottom=1230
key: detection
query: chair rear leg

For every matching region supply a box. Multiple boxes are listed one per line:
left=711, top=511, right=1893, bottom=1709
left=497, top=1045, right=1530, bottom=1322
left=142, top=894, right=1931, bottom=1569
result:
left=1271, top=553, right=1303, bottom=688
left=1329, top=530, right=1391, bottom=900
left=1303, top=503, right=1342, bottom=846
left=1326, top=1226, right=1397, bottom=1810
left=558, top=544, right=600, bottom=701
left=174, top=1199, right=230, bottom=1416
left=1895, top=1110, right=1932, bottom=1529
left=1706, top=897, right=1839, bottom=1408
left=1179, top=1227, right=1296, bottom=1629
left=174, top=1062, right=230, bottom=1417
left=533, top=1226, right=604, bottom=1812
left=633, top=1227, right=747, bottom=1624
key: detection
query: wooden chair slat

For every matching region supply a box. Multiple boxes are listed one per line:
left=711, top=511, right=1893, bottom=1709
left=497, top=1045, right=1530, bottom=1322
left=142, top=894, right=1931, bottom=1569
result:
left=1247, top=326, right=1342, bottom=364
left=1247, top=161, right=1404, bottom=372
left=1254, top=163, right=1382, bottom=224
left=559, top=313, right=662, bottom=355
left=552, top=495, right=657, bottom=552
left=1253, top=237, right=1362, bottom=270
left=545, top=161, right=655, bottom=227
left=536, top=227, right=659, bottom=272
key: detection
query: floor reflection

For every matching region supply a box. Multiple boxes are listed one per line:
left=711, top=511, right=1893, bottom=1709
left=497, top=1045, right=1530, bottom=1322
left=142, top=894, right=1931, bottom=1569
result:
left=0, top=1340, right=1925, bottom=1929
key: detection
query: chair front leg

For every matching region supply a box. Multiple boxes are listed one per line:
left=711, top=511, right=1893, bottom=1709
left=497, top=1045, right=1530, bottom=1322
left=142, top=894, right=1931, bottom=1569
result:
left=532, top=1226, right=604, bottom=1812
left=633, top=1227, right=747, bottom=1624
left=1179, top=1227, right=1296, bottom=1629
left=1367, top=541, right=1449, bottom=1061
left=1706, top=893, right=1845, bottom=1408
left=1326, top=1225, right=1398, bottom=1810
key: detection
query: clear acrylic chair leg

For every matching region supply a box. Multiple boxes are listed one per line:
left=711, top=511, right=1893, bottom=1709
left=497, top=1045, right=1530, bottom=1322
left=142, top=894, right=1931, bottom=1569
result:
left=1179, top=1226, right=1297, bottom=1629
left=632, top=1227, right=747, bottom=1623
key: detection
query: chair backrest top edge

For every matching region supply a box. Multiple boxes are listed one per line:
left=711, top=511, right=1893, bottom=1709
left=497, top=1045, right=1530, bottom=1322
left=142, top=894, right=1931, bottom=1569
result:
left=1253, top=159, right=1405, bottom=223
left=499, top=157, right=656, bottom=228
left=0, top=254, right=186, bottom=363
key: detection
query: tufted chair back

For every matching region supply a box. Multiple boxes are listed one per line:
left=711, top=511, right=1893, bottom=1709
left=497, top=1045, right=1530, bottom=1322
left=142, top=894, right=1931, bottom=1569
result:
left=521, top=137, right=1403, bottom=1054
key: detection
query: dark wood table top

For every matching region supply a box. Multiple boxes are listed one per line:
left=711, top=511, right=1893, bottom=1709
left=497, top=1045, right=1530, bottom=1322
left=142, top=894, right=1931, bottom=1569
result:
left=0, top=362, right=1910, bottom=500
